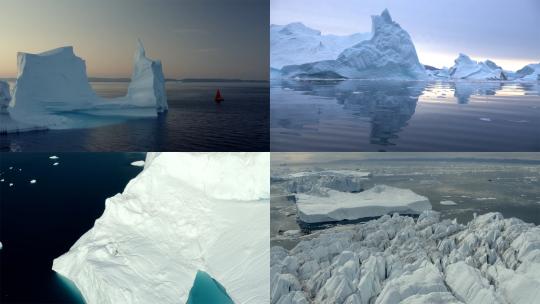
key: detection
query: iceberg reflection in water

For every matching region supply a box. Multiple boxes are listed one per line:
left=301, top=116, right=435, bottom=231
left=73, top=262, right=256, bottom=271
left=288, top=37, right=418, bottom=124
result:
left=270, top=80, right=540, bottom=151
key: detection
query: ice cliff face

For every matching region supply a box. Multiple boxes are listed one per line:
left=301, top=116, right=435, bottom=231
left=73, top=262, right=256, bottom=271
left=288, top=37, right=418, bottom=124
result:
left=271, top=211, right=540, bottom=304
left=53, top=152, right=270, bottom=304
left=0, top=80, right=11, bottom=114
left=7, top=40, right=167, bottom=130
left=448, top=54, right=507, bottom=80
left=281, top=9, right=427, bottom=80
left=271, top=23, right=370, bottom=69
left=124, top=39, right=168, bottom=112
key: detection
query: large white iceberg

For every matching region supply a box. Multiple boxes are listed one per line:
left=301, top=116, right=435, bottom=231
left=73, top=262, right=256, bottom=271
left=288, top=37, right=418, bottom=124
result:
left=271, top=23, right=370, bottom=69
left=448, top=54, right=507, bottom=80
left=52, top=152, right=270, bottom=304
left=281, top=9, right=427, bottom=80
left=7, top=40, right=168, bottom=131
left=1, top=80, right=45, bottom=133
left=295, top=185, right=431, bottom=224
left=271, top=211, right=540, bottom=304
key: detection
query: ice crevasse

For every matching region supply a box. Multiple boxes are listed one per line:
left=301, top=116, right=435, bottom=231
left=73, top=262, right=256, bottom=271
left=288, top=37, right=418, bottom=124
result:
left=52, top=152, right=270, bottom=304
left=7, top=39, right=167, bottom=130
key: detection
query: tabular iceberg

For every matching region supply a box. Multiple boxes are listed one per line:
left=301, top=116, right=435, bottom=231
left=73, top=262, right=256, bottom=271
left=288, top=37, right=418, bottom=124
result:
left=448, top=54, right=507, bottom=80
left=281, top=9, right=427, bottom=80
left=52, top=152, right=270, bottom=304
left=271, top=211, right=540, bottom=304
left=295, top=185, right=432, bottom=224
left=271, top=23, right=370, bottom=69
left=7, top=40, right=168, bottom=131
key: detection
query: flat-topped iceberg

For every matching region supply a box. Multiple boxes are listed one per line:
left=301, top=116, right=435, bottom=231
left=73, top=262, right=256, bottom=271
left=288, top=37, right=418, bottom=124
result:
left=7, top=40, right=168, bottom=131
left=281, top=9, right=427, bottom=80
left=286, top=170, right=371, bottom=194
left=271, top=211, right=540, bottom=304
left=271, top=23, right=370, bottom=69
left=295, top=185, right=431, bottom=224
left=53, top=152, right=270, bottom=304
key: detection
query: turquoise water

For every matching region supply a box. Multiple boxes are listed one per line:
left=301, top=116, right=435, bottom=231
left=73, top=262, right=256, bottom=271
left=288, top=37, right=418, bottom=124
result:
left=187, top=271, right=234, bottom=304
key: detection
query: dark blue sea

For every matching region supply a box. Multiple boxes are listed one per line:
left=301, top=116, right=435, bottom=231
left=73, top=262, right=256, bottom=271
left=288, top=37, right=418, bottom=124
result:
left=0, top=81, right=269, bottom=152
left=0, top=153, right=144, bottom=303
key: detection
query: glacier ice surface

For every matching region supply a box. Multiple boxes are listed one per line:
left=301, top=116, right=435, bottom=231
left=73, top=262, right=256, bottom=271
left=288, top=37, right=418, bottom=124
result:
left=271, top=211, right=540, bottom=304
left=52, top=152, right=270, bottom=304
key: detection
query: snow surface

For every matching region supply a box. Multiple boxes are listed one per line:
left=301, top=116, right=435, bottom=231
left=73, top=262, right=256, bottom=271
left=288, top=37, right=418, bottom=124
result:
left=130, top=160, right=145, bottom=167
left=271, top=211, right=540, bottom=304
left=286, top=170, right=371, bottom=194
left=281, top=9, right=427, bottom=80
left=295, top=185, right=432, bottom=224
left=53, top=152, right=270, bottom=304
left=7, top=40, right=168, bottom=132
left=271, top=23, right=370, bottom=69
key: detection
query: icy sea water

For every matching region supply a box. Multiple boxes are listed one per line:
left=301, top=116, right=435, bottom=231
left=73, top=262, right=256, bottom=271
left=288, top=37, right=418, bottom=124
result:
left=271, top=159, right=540, bottom=249
left=0, top=81, right=269, bottom=152
left=0, top=153, right=144, bottom=303
left=271, top=80, right=540, bottom=151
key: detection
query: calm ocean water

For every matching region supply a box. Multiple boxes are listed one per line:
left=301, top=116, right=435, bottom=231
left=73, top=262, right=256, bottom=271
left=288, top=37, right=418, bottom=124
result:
left=0, top=153, right=143, bottom=303
left=0, top=81, right=269, bottom=152
left=271, top=80, right=540, bottom=151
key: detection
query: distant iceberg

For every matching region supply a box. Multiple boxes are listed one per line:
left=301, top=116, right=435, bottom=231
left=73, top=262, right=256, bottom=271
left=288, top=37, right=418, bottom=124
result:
left=5, top=40, right=168, bottom=133
left=280, top=9, right=427, bottom=80
left=514, top=63, right=540, bottom=81
left=52, top=152, right=270, bottom=304
left=447, top=54, right=507, bottom=80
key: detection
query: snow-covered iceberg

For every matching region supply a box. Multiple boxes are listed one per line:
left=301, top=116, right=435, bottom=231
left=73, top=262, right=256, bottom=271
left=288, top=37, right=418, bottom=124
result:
left=286, top=170, right=371, bottom=194
left=53, top=152, right=270, bottom=304
left=271, top=23, right=370, bottom=69
left=295, top=185, right=432, bottom=224
left=281, top=9, right=427, bottom=80
left=271, top=211, right=540, bottom=304
left=448, top=54, right=507, bottom=80
left=514, top=63, right=540, bottom=81
left=7, top=40, right=168, bottom=131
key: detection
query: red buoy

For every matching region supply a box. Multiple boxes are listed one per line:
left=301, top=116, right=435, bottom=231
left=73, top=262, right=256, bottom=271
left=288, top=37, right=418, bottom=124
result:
left=214, top=89, right=224, bottom=103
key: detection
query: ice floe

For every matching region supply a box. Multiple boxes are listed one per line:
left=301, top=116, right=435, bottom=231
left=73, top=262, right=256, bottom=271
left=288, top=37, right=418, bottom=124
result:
left=130, top=160, right=145, bottom=167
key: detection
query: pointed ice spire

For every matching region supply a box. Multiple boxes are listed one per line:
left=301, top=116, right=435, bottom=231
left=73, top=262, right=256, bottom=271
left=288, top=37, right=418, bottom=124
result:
left=135, top=38, right=146, bottom=61
left=381, top=9, right=393, bottom=22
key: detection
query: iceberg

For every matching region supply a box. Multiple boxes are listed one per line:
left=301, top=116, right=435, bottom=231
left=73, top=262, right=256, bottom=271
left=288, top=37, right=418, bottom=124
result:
left=271, top=23, right=370, bottom=69
left=448, top=54, right=507, bottom=80
left=286, top=170, right=371, bottom=194
left=281, top=9, right=427, bottom=80
left=295, top=185, right=432, bottom=224
left=52, top=152, right=270, bottom=304
left=130, top=160, right=145, bottom=167
left=1, top=80, right=44, bottom=133
left=6, top=40, right=168, bottom=131
left=271, top=211, right=540, bottom=304
left=514, top=63, right=540, bottom=81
